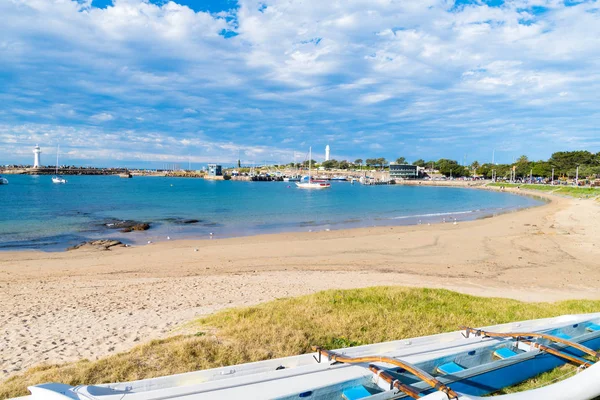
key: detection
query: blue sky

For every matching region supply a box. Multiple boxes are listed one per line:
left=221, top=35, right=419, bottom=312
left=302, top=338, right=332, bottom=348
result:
left=1, top=0, right=600, bottom=167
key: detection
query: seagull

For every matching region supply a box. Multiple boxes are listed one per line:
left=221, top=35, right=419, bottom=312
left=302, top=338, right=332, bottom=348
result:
left=167, top=236, right=170, bottom=240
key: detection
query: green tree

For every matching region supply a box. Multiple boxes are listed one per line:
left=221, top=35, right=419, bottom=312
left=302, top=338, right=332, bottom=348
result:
left=477, top=163, right=493, bottom=178
left=549, top=151, right=595, bottom=174
left=412, top=159, right=426, bottom=167
left=514, top=155, right=531, bottom=178
left=339, top=160, right=350, bottom=169
left=531, top=161, right=553, bottom=178
left=321, top=160, right=340, bottom=170
left=437, top=159, right=460, bottom=177
left=425, top=161, right=436, bottom=170
left=354, top=158, right=363, bottom=165
left=396, top=157, right=406, bottom=164
left=516, top=155, right=529, bottom=164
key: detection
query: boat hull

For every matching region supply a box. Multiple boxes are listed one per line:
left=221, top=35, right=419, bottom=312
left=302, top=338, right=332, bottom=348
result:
left=16, top=313, right=600, bottom=400
left=295, top=182, right=331, bottom=189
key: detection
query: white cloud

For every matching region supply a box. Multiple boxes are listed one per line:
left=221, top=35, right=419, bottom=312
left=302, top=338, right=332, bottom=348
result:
left=361, top=93, right=393, bottom=104
left=1, top=0, right=600, bottom=165
left=90, top=112, right=114, bottom=122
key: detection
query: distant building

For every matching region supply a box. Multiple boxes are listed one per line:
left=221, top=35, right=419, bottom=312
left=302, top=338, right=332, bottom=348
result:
left=33, top=145, right=41, bottom=168
left=207, top=164, right=222, bottom=176
left=325, top=145, right=330, bottom=161
left=389, top=163, right=418, bottom=180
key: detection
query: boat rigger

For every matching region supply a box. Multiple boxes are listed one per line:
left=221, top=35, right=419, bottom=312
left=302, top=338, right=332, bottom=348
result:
left=14, top=313, right=600, bottom=400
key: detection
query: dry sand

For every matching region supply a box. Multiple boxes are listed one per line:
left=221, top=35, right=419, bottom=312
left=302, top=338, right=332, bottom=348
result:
left=1, top=188, right=600, bottom=380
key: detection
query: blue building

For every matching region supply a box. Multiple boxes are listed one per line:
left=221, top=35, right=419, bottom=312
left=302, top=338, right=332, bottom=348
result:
left=208, top=164, right=222, bottom=176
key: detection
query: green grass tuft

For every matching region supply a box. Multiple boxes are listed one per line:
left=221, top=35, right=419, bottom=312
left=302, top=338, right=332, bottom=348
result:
left=488, top=182, right=600, bottom=198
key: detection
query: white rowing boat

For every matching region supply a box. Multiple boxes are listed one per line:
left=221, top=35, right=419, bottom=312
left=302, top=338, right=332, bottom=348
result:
left=15, top=313, right=600, bottom=400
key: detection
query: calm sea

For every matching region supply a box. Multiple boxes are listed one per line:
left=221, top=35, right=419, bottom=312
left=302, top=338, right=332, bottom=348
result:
left=0, top=175, right=543, bottom=251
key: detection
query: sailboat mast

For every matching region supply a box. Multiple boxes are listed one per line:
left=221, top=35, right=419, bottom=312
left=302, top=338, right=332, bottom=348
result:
left=309, top=147, right=312, bottom=182
left=56, top=145, right=59, bottom=174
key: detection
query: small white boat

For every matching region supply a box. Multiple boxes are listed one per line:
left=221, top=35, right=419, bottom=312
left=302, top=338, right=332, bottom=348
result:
left=52, top=145, right=67, bottom=184
left=296, top=147, right=331, bottom=190
left=0, top=176, right=8, bottom=185
left=296, top=180, right=331, bottom=189
left=16, top=313, right=600, bottom=400
left=330, top=176, right=347, bottom=181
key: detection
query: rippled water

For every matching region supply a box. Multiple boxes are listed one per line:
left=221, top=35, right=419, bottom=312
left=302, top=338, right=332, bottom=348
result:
left=0, top=175, right=543, bottom=250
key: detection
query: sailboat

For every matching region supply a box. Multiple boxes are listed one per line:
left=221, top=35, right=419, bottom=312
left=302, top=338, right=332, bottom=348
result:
left=52, top=145, right=67, bottom=184
left=295, top=147, right=331, bottom=189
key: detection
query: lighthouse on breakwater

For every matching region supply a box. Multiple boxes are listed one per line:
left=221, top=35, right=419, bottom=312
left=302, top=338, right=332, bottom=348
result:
left=33, top=145, right=41, bottom=168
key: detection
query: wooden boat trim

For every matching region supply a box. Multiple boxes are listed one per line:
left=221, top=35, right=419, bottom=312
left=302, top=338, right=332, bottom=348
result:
left=368, top=364, right=421, bottom=399
left=313, top=347, right=459, bottom=399
left=461, top=326, right=600, bottom=360
left=521, top=340, right=594, bottom=368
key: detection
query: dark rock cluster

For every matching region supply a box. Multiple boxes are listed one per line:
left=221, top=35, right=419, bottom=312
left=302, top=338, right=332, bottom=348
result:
left=104, top=220, right=151, bottom=233
left=67, top=240, right=125, bottom=251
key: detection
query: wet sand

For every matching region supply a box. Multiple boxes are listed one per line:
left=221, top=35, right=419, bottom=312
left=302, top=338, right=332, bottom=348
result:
left=1, top=188, right=599, bottom=379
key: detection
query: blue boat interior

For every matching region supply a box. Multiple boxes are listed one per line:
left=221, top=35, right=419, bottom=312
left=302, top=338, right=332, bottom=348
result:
left=278, top=319, right=600, bottom=400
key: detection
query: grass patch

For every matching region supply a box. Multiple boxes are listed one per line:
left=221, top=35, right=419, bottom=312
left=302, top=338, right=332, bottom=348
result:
left=3, top=287, right=600, bottom=399
left=488, top=182, right=600, bottom=198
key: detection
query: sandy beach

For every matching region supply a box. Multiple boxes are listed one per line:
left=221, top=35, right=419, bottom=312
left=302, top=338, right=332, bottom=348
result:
left=1, top=187, right=600, bottom=380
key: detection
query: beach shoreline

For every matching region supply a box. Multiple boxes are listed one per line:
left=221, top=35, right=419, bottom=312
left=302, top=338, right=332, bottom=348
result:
left=2, top=187, right=600, bottom=381
left=0, top=180, right=545, bottom=253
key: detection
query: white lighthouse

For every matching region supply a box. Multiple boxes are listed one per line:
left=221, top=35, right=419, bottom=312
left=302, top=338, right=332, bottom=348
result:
left=325, top=144, right=330, bottom=161
left=33, top=145, right=41, bottom=168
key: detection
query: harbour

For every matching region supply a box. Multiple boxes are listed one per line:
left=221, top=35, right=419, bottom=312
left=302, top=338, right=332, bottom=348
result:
left=4, top=0, right=600, bottom=398
left=0, top=175, right=541, bottom=251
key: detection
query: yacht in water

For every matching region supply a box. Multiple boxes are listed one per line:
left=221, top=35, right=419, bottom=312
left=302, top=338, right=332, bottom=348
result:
left=52, top=145, right=67, bottom=184
left=295, top=147, right=331, bottom=189
left=283, top=175, right=301, bottom=182
left=0, top=176, right=8, bottom=185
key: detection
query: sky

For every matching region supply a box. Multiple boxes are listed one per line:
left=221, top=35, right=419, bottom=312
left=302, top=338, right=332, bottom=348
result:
left=2, top=0, right=600, bottom=167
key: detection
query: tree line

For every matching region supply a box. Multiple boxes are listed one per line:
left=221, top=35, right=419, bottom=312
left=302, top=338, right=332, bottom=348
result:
left=474, top=151, right=600, bottom=179
left=282, top=150, right=600, bottom=179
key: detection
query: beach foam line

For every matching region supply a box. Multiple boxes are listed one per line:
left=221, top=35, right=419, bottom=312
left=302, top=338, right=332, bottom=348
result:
left=392, top=210, right=480, bottom=220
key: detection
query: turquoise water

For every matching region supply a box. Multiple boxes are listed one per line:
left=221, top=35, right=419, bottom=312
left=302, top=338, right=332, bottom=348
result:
left=0, top=175, right=543, bottom=251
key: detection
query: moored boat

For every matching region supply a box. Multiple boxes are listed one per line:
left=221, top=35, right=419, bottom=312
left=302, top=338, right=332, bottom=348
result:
left=283, top=175, right=301, bottom=182
left=17, top=313, right=600, bottom=400
left=330, top=176, right=347, bottom=181
left=296, top=147, right=331, bottom=189
left=52, top=145, right=67, bottom=184
left=0, top=176, right=8, bottom=185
